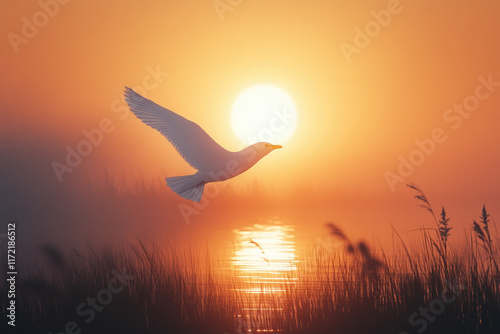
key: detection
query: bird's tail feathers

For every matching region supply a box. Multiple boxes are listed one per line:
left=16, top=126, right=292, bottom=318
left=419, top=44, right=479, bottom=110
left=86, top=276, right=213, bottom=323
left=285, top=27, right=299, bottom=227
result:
left=166, top=175, right=204, bottom=202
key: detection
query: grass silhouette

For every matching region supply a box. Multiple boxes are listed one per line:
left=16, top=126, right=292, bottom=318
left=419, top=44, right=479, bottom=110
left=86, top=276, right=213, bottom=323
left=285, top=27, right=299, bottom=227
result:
left=1, top=185, right=499, bottom=333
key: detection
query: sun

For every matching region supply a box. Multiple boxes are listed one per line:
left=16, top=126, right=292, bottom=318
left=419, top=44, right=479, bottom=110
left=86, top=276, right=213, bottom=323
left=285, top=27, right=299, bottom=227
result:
left=231, top=85, right=298, bottom=145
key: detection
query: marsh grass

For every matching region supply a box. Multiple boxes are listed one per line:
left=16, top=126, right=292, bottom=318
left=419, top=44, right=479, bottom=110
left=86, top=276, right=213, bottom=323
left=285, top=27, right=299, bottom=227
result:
left=1, top=242, right=240, bottom=334
left=1, top=237, right=499, bottom=333
left=1, top=186, right=499, bottom=333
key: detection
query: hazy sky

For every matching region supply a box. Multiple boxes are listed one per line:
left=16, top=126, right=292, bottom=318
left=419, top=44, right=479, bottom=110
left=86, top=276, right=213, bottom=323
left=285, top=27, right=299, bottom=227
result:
left=1, top=0, right=500, bottom=256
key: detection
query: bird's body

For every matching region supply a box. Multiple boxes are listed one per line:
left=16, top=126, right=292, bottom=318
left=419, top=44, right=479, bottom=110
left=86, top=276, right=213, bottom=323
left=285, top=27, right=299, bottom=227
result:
left=124, top=87, right=282, bottom=202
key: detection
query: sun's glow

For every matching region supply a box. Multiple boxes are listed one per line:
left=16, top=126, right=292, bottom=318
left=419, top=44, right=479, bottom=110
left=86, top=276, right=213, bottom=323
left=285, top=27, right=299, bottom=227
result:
left=231, top=85, right=297, bottom=145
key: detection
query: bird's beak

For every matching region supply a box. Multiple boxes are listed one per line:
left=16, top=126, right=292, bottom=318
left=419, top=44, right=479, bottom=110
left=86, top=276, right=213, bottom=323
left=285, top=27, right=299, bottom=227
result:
left=271, top=145, right=283, bottom=150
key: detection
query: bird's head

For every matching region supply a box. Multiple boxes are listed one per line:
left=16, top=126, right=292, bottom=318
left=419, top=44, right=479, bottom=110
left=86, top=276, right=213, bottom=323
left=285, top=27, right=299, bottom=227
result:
left=239, top=142, right=282, bottom=169
left=254, top=142, right=283, bottom=156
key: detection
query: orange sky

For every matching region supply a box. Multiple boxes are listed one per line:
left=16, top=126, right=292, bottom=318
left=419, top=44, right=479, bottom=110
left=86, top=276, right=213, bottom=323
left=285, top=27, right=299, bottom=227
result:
left=1, top=0, right=500, bottom=252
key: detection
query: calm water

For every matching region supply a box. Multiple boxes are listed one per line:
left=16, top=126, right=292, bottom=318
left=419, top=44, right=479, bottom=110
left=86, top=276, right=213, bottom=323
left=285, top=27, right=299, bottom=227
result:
left=227, top=220, right=300, bottom=332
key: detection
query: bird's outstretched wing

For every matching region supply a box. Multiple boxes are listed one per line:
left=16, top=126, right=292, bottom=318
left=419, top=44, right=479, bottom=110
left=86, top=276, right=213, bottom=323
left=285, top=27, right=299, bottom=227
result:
left=124, top=87, right=230, bottom=170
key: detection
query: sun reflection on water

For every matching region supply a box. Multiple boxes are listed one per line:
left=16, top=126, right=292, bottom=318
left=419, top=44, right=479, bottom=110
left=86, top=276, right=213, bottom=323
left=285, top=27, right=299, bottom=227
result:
left=232, top=222, right=298, bottom=294
left=229, top=221, right=299, bottom=332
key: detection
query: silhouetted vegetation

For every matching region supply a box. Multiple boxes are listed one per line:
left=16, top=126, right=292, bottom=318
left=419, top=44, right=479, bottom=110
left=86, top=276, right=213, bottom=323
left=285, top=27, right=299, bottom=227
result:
left=1, top=185, right=499, bottom=333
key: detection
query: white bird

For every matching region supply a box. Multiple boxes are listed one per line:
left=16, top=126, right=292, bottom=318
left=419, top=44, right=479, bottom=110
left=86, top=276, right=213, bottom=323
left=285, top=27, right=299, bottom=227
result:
left=124, top=87, right=282, bottom=202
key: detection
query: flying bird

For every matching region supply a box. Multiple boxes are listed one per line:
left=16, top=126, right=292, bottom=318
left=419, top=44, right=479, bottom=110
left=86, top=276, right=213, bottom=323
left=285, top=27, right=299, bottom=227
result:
left=124, top=87, right=282, bottom=202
